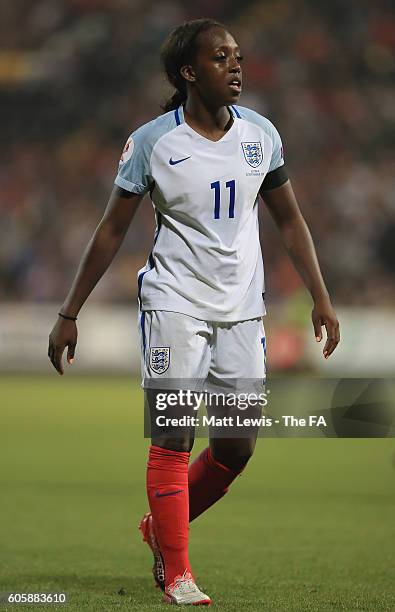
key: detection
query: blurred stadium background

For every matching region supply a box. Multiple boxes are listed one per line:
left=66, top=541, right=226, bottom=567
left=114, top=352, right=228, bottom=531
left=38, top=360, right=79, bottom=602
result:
left=1, top=3, right=395, bottom=609
left=1, top=0, right=394, bottom=375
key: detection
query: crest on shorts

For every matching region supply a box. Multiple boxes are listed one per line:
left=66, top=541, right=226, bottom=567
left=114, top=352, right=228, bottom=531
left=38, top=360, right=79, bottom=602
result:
left=149, top=347, right=170, bottom=374
left=241, top=141, right=263, bottom=168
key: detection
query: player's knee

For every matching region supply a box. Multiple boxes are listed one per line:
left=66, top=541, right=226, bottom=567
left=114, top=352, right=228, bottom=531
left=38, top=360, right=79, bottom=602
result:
left=152, top=435, right=194, bottom=453
left=229, top=448, right=254, bottom=471
left=212, top=440, right=255, bottom=471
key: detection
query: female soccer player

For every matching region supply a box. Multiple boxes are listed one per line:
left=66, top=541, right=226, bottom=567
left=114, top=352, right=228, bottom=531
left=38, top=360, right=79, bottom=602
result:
left=48, top=18, right=340, bottom=605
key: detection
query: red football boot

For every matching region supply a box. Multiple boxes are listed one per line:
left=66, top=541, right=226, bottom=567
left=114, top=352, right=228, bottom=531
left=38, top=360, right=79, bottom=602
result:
left=139, top=512, right=165, bottom=591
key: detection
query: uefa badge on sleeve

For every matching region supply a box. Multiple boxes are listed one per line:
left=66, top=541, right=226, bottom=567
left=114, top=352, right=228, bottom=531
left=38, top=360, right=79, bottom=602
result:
left=149, top=347, right=170, bottom=374
left=241, top=141, right=263, bottom=168
left=119, top=136, right=134, bottom=165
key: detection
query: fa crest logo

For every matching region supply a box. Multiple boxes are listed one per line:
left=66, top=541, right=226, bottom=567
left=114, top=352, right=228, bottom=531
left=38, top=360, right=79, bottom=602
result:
left=241, top=141, right=263, bottom=168
left=149, top=347, right=170, bottom=374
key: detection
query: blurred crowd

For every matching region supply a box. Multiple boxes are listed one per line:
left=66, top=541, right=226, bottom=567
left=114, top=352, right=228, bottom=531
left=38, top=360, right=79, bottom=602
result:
left=1, top=0, right=394, bottom=307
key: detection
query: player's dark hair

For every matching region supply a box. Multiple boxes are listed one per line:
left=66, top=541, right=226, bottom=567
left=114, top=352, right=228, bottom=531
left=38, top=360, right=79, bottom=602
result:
left=160, top=18, right=226, bottom=112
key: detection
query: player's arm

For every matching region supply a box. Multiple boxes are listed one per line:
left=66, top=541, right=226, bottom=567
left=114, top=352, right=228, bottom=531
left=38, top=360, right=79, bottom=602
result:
left=260, top=179, right=340, bottom=358
left=48, top=186, right=143, bottom=375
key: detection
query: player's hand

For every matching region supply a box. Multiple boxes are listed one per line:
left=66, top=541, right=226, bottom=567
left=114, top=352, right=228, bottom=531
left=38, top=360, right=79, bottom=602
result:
left=48, top=317, right=78, bottom=375
left=312, top=296, right=340, bottom=359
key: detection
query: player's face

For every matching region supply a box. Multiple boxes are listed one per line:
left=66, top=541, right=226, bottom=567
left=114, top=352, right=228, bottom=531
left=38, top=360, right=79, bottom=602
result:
left=190, top=27, right=243, bottom=106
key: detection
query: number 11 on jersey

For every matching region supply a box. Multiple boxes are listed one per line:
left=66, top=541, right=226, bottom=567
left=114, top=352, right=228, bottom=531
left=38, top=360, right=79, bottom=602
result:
left=211, top=179, right=236, bottom=219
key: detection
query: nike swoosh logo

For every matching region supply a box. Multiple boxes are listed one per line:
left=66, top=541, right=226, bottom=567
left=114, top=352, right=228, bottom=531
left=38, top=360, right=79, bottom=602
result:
left=155, top=489, right=184, bottom=498
left=169, top=156, right=191, bottom=165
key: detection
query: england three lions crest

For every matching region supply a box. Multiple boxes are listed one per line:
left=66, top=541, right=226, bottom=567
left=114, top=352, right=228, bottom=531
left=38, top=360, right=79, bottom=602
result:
left=242, top=141, right=263, bottom=168
left=149, top=347, right=170, bottom=374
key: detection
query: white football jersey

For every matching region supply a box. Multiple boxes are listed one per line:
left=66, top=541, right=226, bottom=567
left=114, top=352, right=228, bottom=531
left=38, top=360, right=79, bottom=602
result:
left=115, top=104, right=284, bottom=322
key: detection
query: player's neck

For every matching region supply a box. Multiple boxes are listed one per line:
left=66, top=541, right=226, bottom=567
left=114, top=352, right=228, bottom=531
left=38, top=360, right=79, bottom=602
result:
left=183, top=99, right=233, bottom=140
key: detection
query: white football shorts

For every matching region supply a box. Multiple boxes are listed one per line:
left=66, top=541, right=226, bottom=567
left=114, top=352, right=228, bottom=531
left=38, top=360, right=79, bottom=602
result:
left=138, top=310, right=266, bottom=394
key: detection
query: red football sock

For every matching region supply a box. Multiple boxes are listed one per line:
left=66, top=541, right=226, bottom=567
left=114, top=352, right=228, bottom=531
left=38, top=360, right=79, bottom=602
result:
left=188, top=447, right=242, bottom=522
left=146, top=445, right=191, bottom=586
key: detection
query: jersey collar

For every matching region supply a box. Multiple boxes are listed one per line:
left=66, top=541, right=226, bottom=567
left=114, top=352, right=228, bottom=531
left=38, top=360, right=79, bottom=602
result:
left=175, top=105, right=239, bottom=143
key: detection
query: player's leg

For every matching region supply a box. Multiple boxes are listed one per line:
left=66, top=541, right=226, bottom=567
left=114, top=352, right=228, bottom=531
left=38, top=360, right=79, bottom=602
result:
left=209, top=434, right=258, bottom=470
left=139, top=310, right=212, bottom=602
left=145, top=390, right=211, bottom=604
left=188, top=415, right=260, bottom=522
left=145, top=387, right=195, bottom=588
left=188, top=317, right=266, bottom=521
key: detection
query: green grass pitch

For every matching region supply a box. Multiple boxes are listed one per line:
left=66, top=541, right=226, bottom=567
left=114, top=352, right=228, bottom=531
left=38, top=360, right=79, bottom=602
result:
left=0, top=376, right=394, bottom=611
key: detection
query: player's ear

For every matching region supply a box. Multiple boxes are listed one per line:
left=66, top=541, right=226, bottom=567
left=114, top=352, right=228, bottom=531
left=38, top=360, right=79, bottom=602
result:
left=180, top=65, right=196, bottom=83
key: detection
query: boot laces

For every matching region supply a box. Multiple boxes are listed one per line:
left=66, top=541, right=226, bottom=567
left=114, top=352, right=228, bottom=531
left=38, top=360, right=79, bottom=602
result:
left=170, top=570, right=199, bottom=595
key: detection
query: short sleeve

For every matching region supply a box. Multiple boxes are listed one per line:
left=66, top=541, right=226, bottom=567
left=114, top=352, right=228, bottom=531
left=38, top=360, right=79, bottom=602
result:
left=114, top=127, right=152, bottom=195
left=267, top=121, right=284, bottom=173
